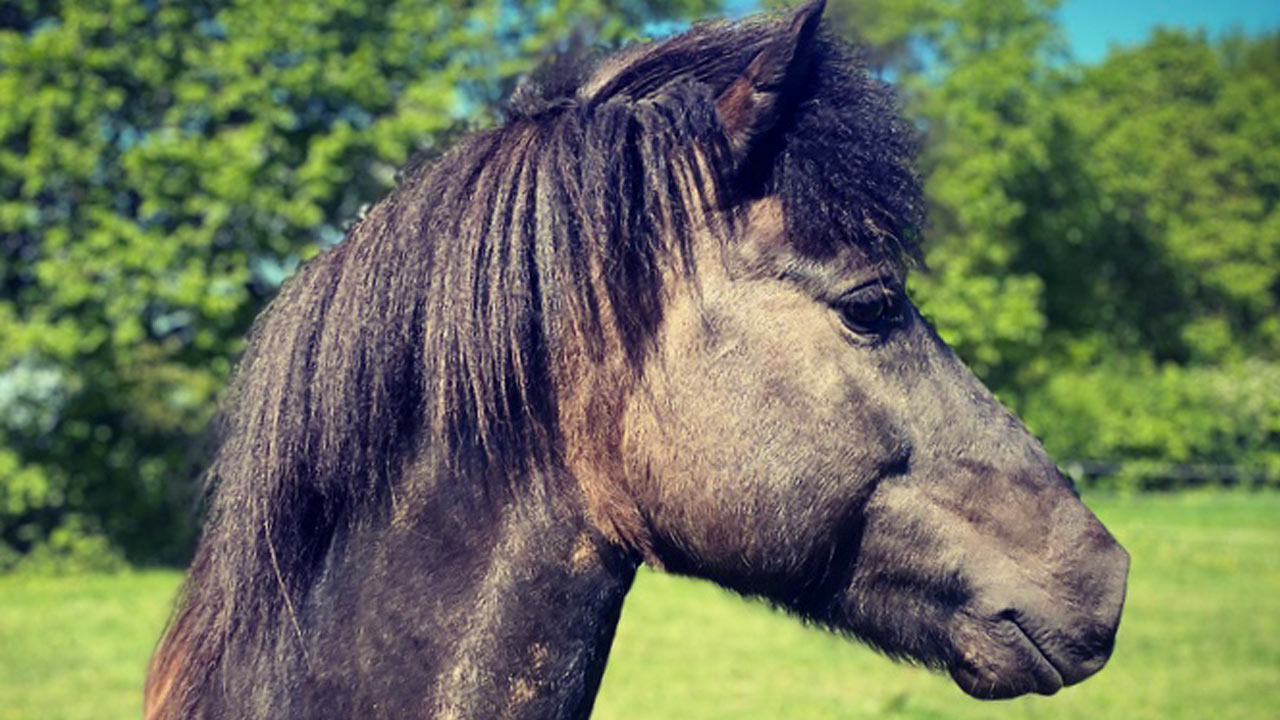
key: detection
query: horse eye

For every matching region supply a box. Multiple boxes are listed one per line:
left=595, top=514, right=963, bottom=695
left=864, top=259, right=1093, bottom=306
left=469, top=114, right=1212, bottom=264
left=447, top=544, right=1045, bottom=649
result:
left=837, top=289, right=903, bottom=335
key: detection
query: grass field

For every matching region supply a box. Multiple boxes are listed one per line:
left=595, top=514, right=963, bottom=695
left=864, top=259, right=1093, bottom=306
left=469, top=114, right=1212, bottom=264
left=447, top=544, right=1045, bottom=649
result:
left=1, top=492, right=1277, bottom=720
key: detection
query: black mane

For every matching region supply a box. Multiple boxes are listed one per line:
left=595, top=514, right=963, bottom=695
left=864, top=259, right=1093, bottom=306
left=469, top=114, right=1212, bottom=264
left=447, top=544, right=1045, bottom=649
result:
left=161, top=12, right=922, bottom=713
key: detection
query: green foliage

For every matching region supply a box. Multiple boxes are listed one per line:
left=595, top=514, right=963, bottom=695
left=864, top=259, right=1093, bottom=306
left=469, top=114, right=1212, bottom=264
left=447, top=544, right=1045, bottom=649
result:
left=997, top=29, right=1280, bottom=475
left=1022, top=361, right=1280, bottom=490
left=0, top=0, right=715, bottom=564
left=1058, top=29, right=1280, bottom=364
left=1, top=514, right=126, bottom=574
left=821, top=0, right=1280, bottom=480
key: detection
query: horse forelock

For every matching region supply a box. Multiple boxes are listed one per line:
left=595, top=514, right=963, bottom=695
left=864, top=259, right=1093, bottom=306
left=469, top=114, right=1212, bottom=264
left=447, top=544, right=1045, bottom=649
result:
left=513, top=14, right=924, bottom=264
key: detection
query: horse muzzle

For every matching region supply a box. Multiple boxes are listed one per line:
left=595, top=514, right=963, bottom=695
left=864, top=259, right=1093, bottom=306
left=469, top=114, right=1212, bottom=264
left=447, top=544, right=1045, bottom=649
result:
left=947, top=537, right=1129, bottom=699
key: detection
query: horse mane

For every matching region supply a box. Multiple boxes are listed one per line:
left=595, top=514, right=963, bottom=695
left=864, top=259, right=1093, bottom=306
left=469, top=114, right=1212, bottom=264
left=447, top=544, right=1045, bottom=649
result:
left=148, top=13, right=921, bottom=717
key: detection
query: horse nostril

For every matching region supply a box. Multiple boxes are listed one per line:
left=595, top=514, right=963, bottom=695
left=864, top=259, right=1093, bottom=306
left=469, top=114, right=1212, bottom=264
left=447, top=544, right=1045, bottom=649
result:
left=995, top=607, right=1020, bottom=622
left=981, top=594, right=1124, bottom=687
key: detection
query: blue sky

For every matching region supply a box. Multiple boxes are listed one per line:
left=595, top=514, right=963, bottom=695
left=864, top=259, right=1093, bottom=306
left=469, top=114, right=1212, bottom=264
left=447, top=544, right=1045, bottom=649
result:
left=718, top=0, right=1280, bottom=64
left=1061, top=0, right=1280, bottom=63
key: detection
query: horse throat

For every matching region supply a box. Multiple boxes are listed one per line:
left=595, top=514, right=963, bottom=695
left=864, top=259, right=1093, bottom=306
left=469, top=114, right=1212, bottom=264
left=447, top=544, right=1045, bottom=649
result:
left=298, top=478, right=638, bottom=719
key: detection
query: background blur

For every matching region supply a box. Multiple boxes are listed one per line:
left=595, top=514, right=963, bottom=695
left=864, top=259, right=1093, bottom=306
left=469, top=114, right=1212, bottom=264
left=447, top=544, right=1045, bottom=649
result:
left=0, top=1, right=1277, bottom=718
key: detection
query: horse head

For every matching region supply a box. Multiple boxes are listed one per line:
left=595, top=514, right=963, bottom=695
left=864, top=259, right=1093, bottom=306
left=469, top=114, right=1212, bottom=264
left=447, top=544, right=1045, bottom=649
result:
left=557, top=0, right=1128, bottom=699
left=148, top=2, right=1127, bottom=716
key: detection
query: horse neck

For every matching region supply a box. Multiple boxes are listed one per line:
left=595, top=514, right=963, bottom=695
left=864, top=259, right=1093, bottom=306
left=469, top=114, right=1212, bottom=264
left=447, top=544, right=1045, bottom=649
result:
left=297, top=471, right=638, bottom=719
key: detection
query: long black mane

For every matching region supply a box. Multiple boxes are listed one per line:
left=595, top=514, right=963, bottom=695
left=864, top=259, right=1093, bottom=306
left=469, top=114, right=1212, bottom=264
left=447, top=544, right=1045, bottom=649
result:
left=159, top=12, right=922, bottom=712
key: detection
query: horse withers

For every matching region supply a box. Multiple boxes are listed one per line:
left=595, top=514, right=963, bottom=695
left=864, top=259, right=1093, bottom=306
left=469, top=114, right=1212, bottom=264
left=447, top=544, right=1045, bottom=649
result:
left=146, top=1, right=1128, bottom=717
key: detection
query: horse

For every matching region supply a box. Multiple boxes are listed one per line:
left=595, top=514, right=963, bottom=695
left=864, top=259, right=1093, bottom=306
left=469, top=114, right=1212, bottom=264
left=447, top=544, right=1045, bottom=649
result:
left=145, top=2, right=1129, bottom=717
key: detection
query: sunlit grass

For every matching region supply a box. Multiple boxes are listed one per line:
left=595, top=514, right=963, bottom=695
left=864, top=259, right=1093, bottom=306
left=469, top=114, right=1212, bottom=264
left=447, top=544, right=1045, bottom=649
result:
left=1, top=492, right=1276, bottom=719
left=0, top=571, right=177, bottom=720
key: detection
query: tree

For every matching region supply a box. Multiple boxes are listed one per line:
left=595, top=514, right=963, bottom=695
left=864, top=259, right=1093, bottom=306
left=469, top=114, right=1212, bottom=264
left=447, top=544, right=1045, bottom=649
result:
left=821, top=0, right=1280, bottom=483
left=1012, top=29, right=1280, bottom=485
left=1051, top=29, right=1280, bottom=365
left=0, top=0, right=715, bottom=565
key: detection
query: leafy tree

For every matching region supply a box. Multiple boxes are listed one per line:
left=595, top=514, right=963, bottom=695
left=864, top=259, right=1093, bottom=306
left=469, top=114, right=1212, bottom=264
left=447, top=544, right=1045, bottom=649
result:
left=821, top=0, right=1279, bottom=480
left=1012, top=28, right=1280, bottom=482
left=1051, top=29, right=1280, bottom=365
left=1022, top=360, right=1280, bottom=489
left=0, top=0, right=714, bottom=565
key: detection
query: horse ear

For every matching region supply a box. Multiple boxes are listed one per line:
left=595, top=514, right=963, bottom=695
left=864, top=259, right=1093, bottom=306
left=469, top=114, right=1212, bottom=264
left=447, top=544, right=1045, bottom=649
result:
left=715, top=0, right=825, bottom=164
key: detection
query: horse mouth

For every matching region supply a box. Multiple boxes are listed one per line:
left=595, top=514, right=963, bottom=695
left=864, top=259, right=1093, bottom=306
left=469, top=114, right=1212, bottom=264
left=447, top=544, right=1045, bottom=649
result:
left=947, top=614, right=1066, bottom=699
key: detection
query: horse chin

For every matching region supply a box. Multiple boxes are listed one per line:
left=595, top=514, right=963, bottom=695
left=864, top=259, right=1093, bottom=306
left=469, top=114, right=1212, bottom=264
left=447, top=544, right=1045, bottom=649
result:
left=945, top=613, right=1067, bottom=700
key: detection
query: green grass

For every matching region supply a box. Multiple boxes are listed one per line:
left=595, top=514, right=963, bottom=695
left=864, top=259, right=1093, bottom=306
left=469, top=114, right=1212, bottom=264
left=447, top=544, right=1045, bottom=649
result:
left=2, top=492, right=1277, bottom=719
left=0, top=571, right=177, bottom=720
